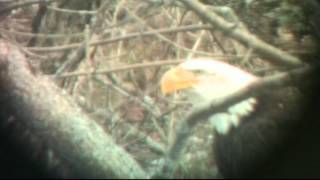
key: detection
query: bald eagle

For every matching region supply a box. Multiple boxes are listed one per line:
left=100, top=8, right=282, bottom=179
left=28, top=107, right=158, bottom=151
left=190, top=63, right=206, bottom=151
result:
left=160, top=58, right=320, bottom=178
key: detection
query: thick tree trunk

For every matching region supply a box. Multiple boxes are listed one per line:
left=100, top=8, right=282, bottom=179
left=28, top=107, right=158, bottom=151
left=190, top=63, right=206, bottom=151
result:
left=0, top=40, right=147, bottom=178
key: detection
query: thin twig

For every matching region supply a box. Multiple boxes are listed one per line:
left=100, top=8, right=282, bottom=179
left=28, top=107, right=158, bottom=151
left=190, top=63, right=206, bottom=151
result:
left=27, top=24, right=212, bottom=52
left=47, top=6, right=97, bottom=15
left=54, top=59, right=184, bottom=78
left=0, top=28, right=83, bottom=38
left=93, top=76, right=168, bottom=142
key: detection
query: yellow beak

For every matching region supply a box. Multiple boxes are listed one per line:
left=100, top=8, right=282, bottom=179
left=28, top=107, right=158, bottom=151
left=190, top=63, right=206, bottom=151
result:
left=160, top=67, right=199, bottom=95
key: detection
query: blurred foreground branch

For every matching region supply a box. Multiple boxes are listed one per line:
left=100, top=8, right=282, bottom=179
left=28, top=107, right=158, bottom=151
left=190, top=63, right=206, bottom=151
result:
left=0, top=40, right=147, bottom=179
left=155, top=63, right=317, bottom=178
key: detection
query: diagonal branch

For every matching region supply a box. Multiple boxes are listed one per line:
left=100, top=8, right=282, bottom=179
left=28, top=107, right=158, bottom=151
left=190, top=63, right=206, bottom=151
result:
left=0, top=40, right=147, bottom=178
left=179, top=0, right=303, bottom=67
left=154, top=63, right=316, bottom=178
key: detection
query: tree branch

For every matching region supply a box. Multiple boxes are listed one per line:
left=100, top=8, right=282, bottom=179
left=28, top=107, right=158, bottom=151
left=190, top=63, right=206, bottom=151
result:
left=179, top=0, right=303, bottom=67
left=154, top=63, right=316, bottom=178
left=0, top=40, right=147, bottom=178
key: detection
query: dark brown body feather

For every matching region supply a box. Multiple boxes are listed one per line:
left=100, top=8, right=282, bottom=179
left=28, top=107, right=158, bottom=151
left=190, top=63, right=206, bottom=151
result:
left=213, top=70, right=320, bottom=178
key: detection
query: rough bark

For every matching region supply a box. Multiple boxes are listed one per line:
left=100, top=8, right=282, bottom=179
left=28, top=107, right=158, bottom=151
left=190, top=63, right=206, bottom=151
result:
left=0, top=40, right=147, bottom=179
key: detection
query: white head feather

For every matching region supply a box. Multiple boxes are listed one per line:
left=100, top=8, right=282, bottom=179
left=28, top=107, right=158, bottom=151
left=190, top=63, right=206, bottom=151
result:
left=179, top=58, right=258, bottom=134
left=179, top=58, right=258, bottom=104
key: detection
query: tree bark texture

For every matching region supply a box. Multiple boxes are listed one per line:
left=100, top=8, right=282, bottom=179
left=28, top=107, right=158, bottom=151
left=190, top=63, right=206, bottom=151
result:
left=0, top=40, right=147, bottom=179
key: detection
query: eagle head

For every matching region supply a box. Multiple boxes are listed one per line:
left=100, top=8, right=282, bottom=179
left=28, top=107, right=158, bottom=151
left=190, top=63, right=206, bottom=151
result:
left=160, top=58, right=259, bottom=134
